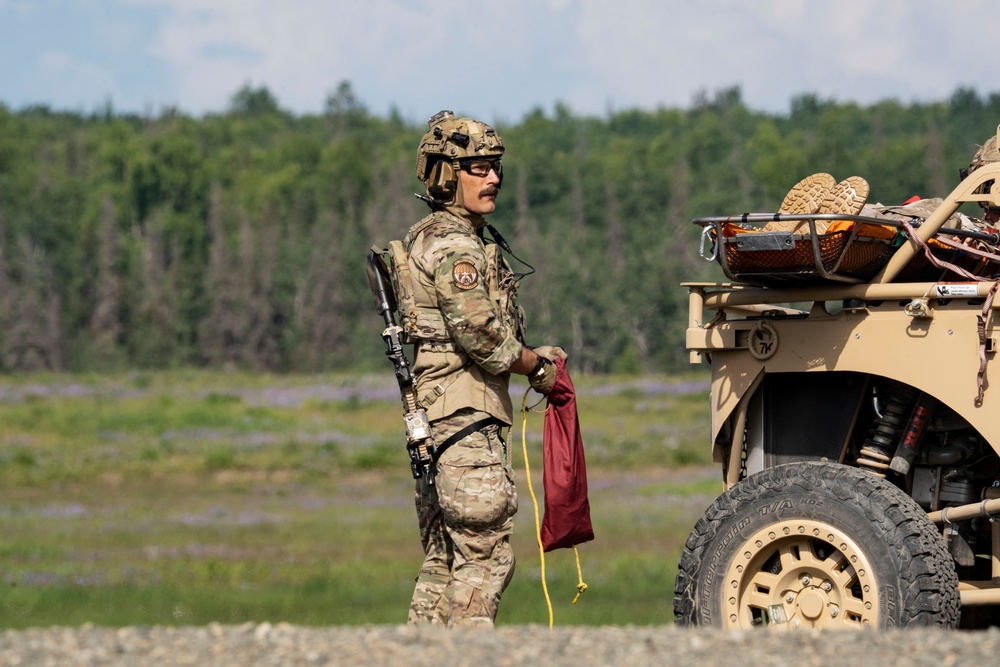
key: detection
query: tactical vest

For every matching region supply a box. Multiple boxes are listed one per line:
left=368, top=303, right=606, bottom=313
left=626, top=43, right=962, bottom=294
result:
left=384, top=211, right=525, bottom=422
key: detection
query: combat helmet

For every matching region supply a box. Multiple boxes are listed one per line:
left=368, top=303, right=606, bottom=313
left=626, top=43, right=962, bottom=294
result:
left=415, top=110, right=504, bottom=203
left=964, top=124, right=1000, bottom=211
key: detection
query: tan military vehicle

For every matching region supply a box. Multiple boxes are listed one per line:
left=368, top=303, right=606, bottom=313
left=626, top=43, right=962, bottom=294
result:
left=673, top=146, right=1000, bottom=629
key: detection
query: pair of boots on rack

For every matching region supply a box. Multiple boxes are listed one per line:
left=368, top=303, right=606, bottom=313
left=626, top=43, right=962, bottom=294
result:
left=764, top=173, right=870, bottom=233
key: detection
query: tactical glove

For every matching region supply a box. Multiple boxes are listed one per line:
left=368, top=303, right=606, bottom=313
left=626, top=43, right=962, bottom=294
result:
left=528, top=345, right=566, bottom=394
left=533, top=345, right=567, bottom=362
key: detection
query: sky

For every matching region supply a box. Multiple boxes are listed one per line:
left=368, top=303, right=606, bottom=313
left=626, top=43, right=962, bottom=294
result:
left=1, top=0, right=998, bottom=125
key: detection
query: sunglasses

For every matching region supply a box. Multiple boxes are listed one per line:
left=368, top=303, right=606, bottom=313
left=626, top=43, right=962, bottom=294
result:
left=459, top=158, right=503, bottom=178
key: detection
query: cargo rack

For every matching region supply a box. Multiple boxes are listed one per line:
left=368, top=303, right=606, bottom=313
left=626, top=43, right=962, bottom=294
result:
left=695, top=213, right=1000, bottom=286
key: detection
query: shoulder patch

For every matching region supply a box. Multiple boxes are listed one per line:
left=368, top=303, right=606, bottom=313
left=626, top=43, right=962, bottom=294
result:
left=451, top=260, right=480, bottom=290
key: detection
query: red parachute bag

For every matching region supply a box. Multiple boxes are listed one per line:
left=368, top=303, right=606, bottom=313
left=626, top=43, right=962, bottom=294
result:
left=540, top=357, right=595, bottom=551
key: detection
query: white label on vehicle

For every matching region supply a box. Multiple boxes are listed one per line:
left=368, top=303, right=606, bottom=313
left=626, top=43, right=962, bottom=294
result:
left=934, top=283, right=980, bottom=298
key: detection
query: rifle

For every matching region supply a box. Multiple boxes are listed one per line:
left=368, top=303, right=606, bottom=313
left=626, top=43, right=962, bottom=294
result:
left=366, top=247, right=437, bottom=482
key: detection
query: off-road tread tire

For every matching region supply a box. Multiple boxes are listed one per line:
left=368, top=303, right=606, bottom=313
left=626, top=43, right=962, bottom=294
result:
left=673, top=462, right=960, bottom=628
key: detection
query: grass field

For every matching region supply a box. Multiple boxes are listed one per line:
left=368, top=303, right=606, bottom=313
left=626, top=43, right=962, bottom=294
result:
left=0, top=370, right=718, bottom=628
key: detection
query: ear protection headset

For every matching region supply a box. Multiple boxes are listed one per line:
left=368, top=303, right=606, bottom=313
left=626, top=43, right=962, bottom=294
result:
left=427, top=159, right=458, bottom=203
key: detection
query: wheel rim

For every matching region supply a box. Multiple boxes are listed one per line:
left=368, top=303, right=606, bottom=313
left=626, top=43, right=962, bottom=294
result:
left=722, top=518, right=880, bottom=629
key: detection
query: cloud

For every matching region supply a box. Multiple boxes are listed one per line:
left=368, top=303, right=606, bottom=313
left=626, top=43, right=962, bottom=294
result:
left=132, top=0, right=438, bottom=114
left=3, top=0, right=999, bottom=119
left=556, top=0, right=999, bottom=115
left=30, top=51, right=120, bottom=109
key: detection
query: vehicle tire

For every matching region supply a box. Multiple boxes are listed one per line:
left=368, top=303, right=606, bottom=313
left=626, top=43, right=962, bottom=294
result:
left=673, top=461, right=960, bottom=629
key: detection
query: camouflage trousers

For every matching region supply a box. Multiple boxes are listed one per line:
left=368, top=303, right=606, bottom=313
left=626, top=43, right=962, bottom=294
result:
left=408, top=409, right=518, bottom=627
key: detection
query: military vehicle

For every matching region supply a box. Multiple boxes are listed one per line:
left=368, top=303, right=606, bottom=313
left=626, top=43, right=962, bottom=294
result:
left=673, top=144, right=1000, bottom=629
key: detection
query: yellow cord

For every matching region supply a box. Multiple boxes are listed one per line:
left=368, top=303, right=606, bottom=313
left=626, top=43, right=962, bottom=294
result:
left=520, top=387, right=553, bottom=628
left=572, top=545, right=588, bottom=604
left=519, top=387, right=589, bottom=624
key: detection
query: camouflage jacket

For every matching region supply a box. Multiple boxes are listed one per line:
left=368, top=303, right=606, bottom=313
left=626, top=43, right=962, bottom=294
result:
left=401, top=208, right=525, bottom=424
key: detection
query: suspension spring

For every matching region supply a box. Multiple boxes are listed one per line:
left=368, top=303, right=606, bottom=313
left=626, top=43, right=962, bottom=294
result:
left=857, top=383, right=918, bottom=476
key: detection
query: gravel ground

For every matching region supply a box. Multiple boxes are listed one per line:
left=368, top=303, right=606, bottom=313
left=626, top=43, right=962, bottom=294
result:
left=1, top=624, right=998, bottom=667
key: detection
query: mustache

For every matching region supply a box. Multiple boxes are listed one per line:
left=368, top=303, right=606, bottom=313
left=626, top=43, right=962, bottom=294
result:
left=480, top=185, right=500, bottom=197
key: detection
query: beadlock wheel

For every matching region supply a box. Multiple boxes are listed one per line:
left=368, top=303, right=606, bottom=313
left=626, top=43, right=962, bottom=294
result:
left=673, top=462, right=960, bottom=629
left=723, top=518, right=879, bottom=629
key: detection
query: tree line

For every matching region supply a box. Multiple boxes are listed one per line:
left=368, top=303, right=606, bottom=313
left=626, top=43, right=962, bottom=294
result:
left=1, top=82, right=999, bottom=374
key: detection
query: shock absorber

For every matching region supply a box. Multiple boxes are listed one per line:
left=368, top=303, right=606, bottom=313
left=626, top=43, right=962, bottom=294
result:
left=889, top=392, right=938, bottom=475
left=857, top=383, right=918, bottom=476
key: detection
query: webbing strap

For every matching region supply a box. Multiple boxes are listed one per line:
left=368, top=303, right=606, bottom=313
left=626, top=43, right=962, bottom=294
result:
left=899, top=219, right=981, bottom=280
left=898, top=220, right=1000, bottom=406
left=976, top=281, right=1000, bottom=406
left=934, top=235, right=1000, bottom=264
left=431, top=417, right=505, bottom=464
left=414, top=351, right=473, bottom=411
left=416, top=372, right=460, bottom=410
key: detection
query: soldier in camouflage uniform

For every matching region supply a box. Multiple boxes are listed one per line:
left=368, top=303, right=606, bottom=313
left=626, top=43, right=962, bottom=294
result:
left=399, top=110, right=566, bottom=627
